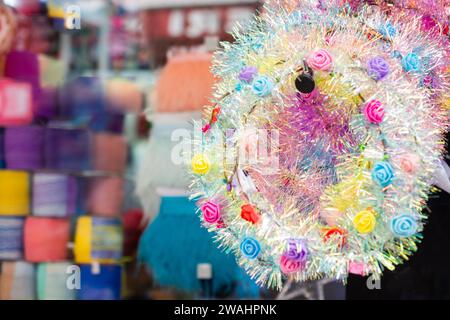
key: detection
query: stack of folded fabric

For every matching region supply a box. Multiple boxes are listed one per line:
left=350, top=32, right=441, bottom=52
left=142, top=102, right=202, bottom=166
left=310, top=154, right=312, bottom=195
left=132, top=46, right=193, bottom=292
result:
left=0, top=18, right=144, bottom=298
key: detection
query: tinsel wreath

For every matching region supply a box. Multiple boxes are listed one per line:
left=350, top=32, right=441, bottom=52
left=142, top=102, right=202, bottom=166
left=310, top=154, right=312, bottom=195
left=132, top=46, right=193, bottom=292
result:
left=187, top=0, right=449, bottom=289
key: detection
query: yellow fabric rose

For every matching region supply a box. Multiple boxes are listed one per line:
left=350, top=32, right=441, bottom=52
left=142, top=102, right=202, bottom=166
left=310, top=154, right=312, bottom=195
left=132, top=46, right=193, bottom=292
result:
left=191, top=154, right=210, bottom=175
left=353, top=209, right=376, bottom=234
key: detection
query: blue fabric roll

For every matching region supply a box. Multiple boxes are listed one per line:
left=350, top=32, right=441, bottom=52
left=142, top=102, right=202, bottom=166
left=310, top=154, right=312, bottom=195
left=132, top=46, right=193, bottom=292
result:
left=77, top=264, right=122, bottom=300
left=0, top=217, right=24, bottom=260
left=60, top=77, right=106, bottom=126
left=59, top=76, right=124, bottom=133
left=138, top=196, right=259, bottom=298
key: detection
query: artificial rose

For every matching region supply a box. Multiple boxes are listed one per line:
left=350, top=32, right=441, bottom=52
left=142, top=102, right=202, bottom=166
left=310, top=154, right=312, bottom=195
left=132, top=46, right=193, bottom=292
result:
left=279, top=253, right=304, bottom=274
left=191, top=154, right=210, bottom=175
left=201, top=201, right=221, bottom=223
left=251, top=76, right=274, bottom=97
left=379, top=22, right=396, bottom=37
left=323, top=227, right=346, bottom=248
left=402, top=53, right=421, bottom=73
left=238, top=66, right=258, bottom=83
left=241, top=204, right=261, bottom=224
left=398, top=154, right=419, bottom=173
left=390, top=214, right=418, bottom=238
left=285, top=239, right=308, bottom=263
left=371, top=161, right=394, bottom=187
left=367, top=56, right=390, bottom=81
left=348, top=261, right=367, bottom=276
left=240, top=237, right=261, bottom=259
left=363, top=100, right=385, bottom=124
left=307, top=49, right=333, bottom=71
left=353, top=209, right=376, bottom=234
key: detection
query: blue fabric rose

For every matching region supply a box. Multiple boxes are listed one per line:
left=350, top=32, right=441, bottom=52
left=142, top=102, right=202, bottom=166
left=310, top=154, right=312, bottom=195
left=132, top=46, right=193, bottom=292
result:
left=371, top=161, right=394, bottom=187
left=240, top=237, right=261, bottom=259
left=402, top=53, right=421, bottom=73
left=379, top=23, right=396, bottom=37
left=390, top=214, right=418, bottom=238
left=252, top=76, right=274, bottom=97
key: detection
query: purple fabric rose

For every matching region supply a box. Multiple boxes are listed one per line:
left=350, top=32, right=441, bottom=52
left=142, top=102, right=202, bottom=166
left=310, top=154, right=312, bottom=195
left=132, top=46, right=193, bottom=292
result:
left=238, top=66, right=258, bottom=83
left=285, top=239, right=308, bottom=263
left=367, top=56, right=389, bottom=81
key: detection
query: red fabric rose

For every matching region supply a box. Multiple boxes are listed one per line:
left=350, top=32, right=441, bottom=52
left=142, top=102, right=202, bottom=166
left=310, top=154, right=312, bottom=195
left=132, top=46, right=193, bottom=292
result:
left=241, top=204, right=260, bottom=224
left=323, top=227, right=346, bottom=248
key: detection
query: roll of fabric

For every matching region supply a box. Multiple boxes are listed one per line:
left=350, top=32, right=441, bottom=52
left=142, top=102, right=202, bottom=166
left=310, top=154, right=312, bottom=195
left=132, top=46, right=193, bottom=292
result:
left=24, top=217, right=70, bottom=262
left=4, top=126, right=45, bottom=170
left=0, top=217, right=24, bottom=260
left=0, top=78, right=33, bottom=126
left=35, top=87, right=58, bottom=121
left=38, top=54, right=65, bottom=88
left=90, top=110, right=124, bottom=134
left=4, top=51, right=41, bottom=100
left=138, top=196, right=259, bottom=298
left=92, top=133, right=127, bottom=173
left=0, top=261, right=35, bottom=300
left=37, top=262, right=76, bottom=300
left=32, top=173, right=77, bottom=217
left=59, top=76, right=105, bottom=126
left=0, top=128, right=5, bottom=168
left=45, top=127, right=91, bottom=171
left=87, top=176, right=124, bottom=217
left=77, top=264, right=122, bottom=300
left=74, top=216, right=123, bottom=264
left=0, top=170, right=30, bottom=216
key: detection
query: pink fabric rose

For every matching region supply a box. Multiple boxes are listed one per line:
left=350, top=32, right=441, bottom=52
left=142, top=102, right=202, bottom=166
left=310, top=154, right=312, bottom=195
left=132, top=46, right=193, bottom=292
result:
left=307, top=49, right=333, bottom=71
left=398, top=154, right=419, bottom=173
left=363, top=100, right=385, bottom=124
left=279, top=253, right=304, bottom=274
left=348, top=261, right=366, bottom=276
left=201, top=201, right=221, bottom=223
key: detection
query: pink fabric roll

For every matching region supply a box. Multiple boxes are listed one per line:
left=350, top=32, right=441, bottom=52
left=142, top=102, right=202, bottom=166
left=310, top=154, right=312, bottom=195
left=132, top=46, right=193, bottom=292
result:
left=0, top=78, right=33, bottom=126
left=93, top=133, right=127, bottom=173
left=24, top=217, right=70, bottom=262
left=87, top=177, right=124, bottom=217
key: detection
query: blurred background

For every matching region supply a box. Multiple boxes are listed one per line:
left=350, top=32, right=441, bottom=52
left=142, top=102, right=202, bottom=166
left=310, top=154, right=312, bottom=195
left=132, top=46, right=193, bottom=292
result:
left=0, top=0, right=447, bottom=301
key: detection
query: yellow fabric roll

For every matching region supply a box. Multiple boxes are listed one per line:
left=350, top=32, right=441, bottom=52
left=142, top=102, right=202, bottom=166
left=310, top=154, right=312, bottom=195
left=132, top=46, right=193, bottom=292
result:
left=38, top=55, right=65, bottom=87
left=74, top=216, right=92, bottom=264
left=0, top=170, right=29, bottom=215
left=74, top=216, right=123, bottom=264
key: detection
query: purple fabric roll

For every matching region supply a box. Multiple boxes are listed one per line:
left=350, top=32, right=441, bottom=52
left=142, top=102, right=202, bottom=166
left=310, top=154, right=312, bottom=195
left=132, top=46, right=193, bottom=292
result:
left=5, top=126, right=45, bottom=170
left=45, top=128, right=91, bottom=171
left=0, top=128, right=5, bottom=168
left=32, top=173, right=77, bottom=217
left=35, top=88, right=58, bottom=121
left=4, top=51, right=41, bottom=100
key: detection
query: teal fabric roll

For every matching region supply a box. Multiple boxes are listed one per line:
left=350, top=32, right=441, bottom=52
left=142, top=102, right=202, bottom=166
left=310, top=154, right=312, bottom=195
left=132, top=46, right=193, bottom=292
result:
left=138, top=196, right=259, bottom=298
left=37, top=262, right=76, bottom=300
